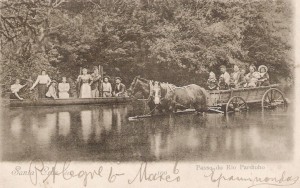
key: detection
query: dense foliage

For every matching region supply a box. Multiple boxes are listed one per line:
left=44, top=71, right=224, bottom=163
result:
left=0, top=0, right=293, bottom=92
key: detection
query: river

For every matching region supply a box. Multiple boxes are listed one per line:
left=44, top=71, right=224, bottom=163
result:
left=0, top=103, right=293, bottom=161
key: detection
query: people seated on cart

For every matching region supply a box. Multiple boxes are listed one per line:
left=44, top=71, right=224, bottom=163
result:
left=10, top=79, right=27, bottom=100
left=257, top=65, right=270, bottom=86
left=245, top=64, right=260, bottom=87
left=30, top=70, right=51, bottom=99
left=90, top=66, right=101, bottom=98
left=113, top=77, right=126, bottom=97
left=58, top=77, right=70, bottom=99
left=102, top=76, right=112, bottom=97
left=219, top=65, right=230, bottom=86
left=218, top=75, right=229, bottom=90
left=46, top=80, right=58, bottom=99
left=206, top=71, right=217, bottom=90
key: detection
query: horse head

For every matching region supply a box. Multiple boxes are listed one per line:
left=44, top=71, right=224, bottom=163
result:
left=127, top=76, right=150, bottom=99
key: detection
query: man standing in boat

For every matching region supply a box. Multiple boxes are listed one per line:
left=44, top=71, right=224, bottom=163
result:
left=90, top=66, right=102, bottom=98
left=113, top=77, right=126, bottom=97
left=30, top=70, right=51, bottom=99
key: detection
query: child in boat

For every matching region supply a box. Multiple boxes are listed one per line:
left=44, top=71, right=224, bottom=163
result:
left=207, top=72, right=217, bottom=90
left=58, top=77, right=70, bottom=98
left=102, top=76, right=112, bottom=97
left=218, top=75, right=228, bottom=90
left=46, top=80, right=58, bottom=99
left=257, top=65, right=270, bottom=86
left=10, top=79, right=26, bottom=100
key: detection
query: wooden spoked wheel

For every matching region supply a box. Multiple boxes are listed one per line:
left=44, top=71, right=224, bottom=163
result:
left=225, top=96, right=248, bottom=114
left=262, top=88, right=287, bottom=110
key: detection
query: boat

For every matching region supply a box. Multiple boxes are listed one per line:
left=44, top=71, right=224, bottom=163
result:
left=2, top=97, right=132, bottom=108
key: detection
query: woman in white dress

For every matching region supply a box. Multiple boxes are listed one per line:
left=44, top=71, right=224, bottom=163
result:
left=77, top=68, right=92, bottom=98
left=58, top=77, right=70, bottom=98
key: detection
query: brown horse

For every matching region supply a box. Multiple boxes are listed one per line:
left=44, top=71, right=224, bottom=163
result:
left=163, top=84, right=209, bottom=113
left=128, top=76, right=176, bottom=114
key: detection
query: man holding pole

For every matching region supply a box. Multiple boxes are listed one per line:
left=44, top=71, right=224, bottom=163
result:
left=90, top=66, right=101, bottom=98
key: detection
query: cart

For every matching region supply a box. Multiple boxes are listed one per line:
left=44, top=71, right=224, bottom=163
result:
left=207, top=84, right=288, bottom=114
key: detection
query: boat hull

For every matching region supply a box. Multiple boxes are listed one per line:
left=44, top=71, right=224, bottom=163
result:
left=4, top=97, right=132, bottom=107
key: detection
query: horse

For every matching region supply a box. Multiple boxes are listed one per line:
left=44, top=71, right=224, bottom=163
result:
left=127, top=76, right=176, bottom=114
left=163, top=84, right=209, bottom=113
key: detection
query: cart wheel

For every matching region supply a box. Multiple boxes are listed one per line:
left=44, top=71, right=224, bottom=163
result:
left=262, top=88, right=287, bottom=110
left=226, top=96, right=248, bottom=114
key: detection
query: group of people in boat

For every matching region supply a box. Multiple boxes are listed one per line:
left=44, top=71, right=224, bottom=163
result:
left=10, top=66, right=127, bottom=100
left=207, top=64, right=270, bottom=90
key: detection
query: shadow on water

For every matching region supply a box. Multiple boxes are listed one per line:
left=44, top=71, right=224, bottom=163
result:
left=0, top=103, right=293, bottom=162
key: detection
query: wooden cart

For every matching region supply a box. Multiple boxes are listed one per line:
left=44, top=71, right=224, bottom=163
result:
left=207, top=84, right=288, bottom=114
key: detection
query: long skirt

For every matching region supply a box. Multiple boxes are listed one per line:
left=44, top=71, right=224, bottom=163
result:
left=38, top=84, right=47, bottom=99
left=80, top=83, right=91, bottom=98
left=59, top=92, right=70, bottom=99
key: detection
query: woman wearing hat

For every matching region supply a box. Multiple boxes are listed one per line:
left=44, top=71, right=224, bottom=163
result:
left=102, top=76, right=112, bottom=97
left=245, top=64, right=260, bottom=87
left=257, top=65, right=270, bottom=86
left=113, top=77, right=126, bottom=97
left=46, top=80, right=58, bottom=99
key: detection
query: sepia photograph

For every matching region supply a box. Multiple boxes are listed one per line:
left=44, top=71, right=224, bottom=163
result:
left=0, top=0, right=299, bottom=187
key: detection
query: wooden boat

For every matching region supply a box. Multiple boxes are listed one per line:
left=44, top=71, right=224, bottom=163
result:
left=3, top=97, right=132, bottom=108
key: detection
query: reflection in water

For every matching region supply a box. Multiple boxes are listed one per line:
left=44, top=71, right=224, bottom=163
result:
left=1, top=104, right=293, bottom=161
left=10, top=115, right=22, bottom=140
left=31, top=113, right=56, bottom=148
left=81, top=111, right=92, bottom=143
left=58, top=112, right=70, bottom=136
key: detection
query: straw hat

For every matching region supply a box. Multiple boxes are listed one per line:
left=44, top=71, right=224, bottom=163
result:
left=258, top=65, right=268, bottom=72
left=115, top=77, right=122, bottom=81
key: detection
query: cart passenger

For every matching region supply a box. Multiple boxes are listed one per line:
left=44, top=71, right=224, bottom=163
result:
left=218, top=75, right=229, bottom=90
left=46, top=80, right=58, bottom=99
left=245, top=65, right=260, bottom=87
left=229, top=65, right=241, bottom=89
left=237, top=68, right=247, bottom=88
left=219, top=65, right=230, bottom=86
left=113, top=77, right=126, bottom=97
left=207, top=72, right=217, bottom=90
left=90, top=66, right=101, bottom=98
left=151, top=81, right=161, bottom=105
left=58, top=77, right=70, bottom=98
left=102, top=76, right=112, bottom=97
left=30, top=70, right=51, bottom=99
left=257, top=65, right=270, bottom=86
left=10, top=79, right=26, bottom=100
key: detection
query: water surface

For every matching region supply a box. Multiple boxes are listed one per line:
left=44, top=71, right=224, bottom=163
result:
left=0, top=103, right=293, bottom=161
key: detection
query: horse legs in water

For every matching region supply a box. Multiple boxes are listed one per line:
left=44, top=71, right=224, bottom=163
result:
left=194, top=103, right=206, bottom=115
left=147, top=99, right=156, bottom=115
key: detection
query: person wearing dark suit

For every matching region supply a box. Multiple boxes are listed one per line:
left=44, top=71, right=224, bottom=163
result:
left=113, top=77, right=126, bottom=97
